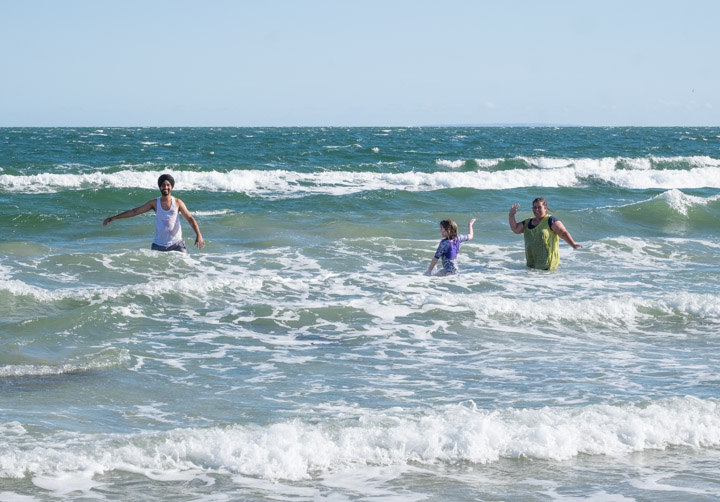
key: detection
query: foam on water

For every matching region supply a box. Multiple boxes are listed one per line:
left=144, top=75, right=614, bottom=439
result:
left=2, top=398, right=718, bottom=483
left=0, top=274, right=265, bottom=305
left=435, top=159, right=467, bottom=169
left=193, top=209, right=233, bottom=216
left=2, top=128, right=720, bottom=499
left=652, top=189, right=720, bottom=215
left=600, top=188, right=720, bottom=214
left=2, top=156, right=720, bottom=196
left=0, top=349, right=130, bottom=378
left=444, top=293, right=720, bottom=325
left=0, top=492, right=41, bottom=502
left=3, top=235, right=717, bottom=337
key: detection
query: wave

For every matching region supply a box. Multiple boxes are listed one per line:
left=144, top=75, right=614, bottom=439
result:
left=655, top=189, right=720, bottom=215
left=588, top=189, right=720, bottom=232
left=0, top=349, right=130, bottom=378
left=432, top=155, right=720, bottom=172
left=435, top=158, right=502, bottom=170
left=2, top=397, right=718, bottom=481
left=0, top=275, right=265, bottom=305
left=192, top=209, right=233, bottom=216
left=0, top=241, right=52, bottom=257
left=436, top=293, right=720, bottom=325
left=613, top=189, right=720, bottom=216
left=2, top=156, right=720, bottom=196
left=3, top=255, right=718, bottom=327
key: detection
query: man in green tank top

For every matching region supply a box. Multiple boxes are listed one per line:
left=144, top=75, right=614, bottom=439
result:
left=508, top=198, right=582, bottom=270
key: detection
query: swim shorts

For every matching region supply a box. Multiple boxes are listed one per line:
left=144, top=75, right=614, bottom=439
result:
left=151, top=241, right=187, bottom=253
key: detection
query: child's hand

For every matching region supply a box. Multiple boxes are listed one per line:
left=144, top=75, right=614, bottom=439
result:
left=469, top=218, right=476, bottom=226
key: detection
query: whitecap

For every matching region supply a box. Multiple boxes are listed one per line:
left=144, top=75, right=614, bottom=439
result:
left=435, top=159, right=466, bottom=169
left=653, top=189, right=720, bottom=215
left=3, top=397, right=719, bottom=482
left=1, top=158, right=720, bottom=197
left=0, top=349, right=130, bottom=378
left=0, top=274, right=265, bottom=305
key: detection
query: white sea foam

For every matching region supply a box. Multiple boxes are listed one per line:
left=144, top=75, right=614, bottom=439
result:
left=0, top=168, right=581, bottom=195
left=0, top=491, right=46, bottom=501
left=450, top=293, right=720, bottom=324
left=0, top=263, right=12, bottom=281
left=435, top=159, right=466, bottom=169
left=623, top=157, right=653, bottom=170
left=2, top=398, right=719, bottom=482
left=0, top=349, right=130, bottom=378
left=32, top=471, right=104, bottom=498
left=0, top=275, right=264, bottom=305
left=0, top=422, right=27, bottom=436
left=652, top=189, right=720, bottom=215
left=598, top=188, right=720, bottom=215
left=517, top=156, right=575, bottom=169
left=1, top=156, right=719, bottom=196
left=193, top=209, right=233, bottom=216
left=603, top=167, right=720, bottom=189
left=4, top=237, right=714, bottom=337
left=475, top=158, right=503, bottom=169
left=650, top=155, right=720, bottom=167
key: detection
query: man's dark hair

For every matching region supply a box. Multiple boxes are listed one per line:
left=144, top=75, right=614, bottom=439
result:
left=158, top=174, right=175, bottom=188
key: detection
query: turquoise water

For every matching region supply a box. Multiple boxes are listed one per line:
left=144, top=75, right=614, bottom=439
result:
left=2, top=127, right=720, bottom=500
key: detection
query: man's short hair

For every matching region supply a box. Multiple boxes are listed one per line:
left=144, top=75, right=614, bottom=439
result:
left=158, top=174, right=175, bottom=188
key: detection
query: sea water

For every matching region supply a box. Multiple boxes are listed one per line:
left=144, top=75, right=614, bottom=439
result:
left=1, top=127, right=720, bottom=501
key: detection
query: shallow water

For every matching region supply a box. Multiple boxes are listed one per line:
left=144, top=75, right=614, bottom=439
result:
left=1, top=127, right=720, bottom=500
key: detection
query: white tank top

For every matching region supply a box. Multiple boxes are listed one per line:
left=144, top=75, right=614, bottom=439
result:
left=153, top=197, right=183, bottom=247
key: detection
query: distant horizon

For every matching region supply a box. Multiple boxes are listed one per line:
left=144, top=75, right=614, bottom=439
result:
left=1, top=123, right=718, bottom=129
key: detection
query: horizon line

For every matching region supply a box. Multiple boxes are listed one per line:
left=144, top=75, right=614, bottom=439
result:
left=1, top=123, right=718, bottom=129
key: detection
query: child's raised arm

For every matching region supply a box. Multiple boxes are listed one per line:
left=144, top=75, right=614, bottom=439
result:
left=467, top=218, right=476, bottom=240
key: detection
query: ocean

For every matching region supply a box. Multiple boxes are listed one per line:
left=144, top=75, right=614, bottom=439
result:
left=1, top=126, right=720, bottom=501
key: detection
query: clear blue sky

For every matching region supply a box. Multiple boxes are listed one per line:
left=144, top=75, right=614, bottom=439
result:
left=1, top=0, right=718, bottom=126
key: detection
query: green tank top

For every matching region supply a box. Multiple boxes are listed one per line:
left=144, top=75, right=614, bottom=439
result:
left=523, top=215, right=559, bottom=270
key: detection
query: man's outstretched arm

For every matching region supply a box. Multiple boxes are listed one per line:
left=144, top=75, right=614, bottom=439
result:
left=103, top=199, right=155, bottom=226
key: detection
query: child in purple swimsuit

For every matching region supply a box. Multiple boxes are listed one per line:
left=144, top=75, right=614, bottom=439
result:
left=425, top=218, right=475, bottom=276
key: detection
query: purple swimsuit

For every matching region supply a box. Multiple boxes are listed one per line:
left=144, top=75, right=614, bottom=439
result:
left=434, top=234, right=469, bottom=274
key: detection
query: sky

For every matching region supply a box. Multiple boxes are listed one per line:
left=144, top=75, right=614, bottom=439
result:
left=1, top=0, right=718, bottom=127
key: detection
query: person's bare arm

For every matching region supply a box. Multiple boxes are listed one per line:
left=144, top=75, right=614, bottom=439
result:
left=425, top=256, right=439, bottom=276
left=176, top=198, right=205, bottom=249
left=508, top=204, right=524, bottom=234
left=467, top=218, right=476, bottom=240
left=103, top=199, right=155, bottom=226
left=551, top=220, right=582, bottom=249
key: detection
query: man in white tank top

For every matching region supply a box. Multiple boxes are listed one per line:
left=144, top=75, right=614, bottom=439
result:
left=103, top=174, right=205, bottom=252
